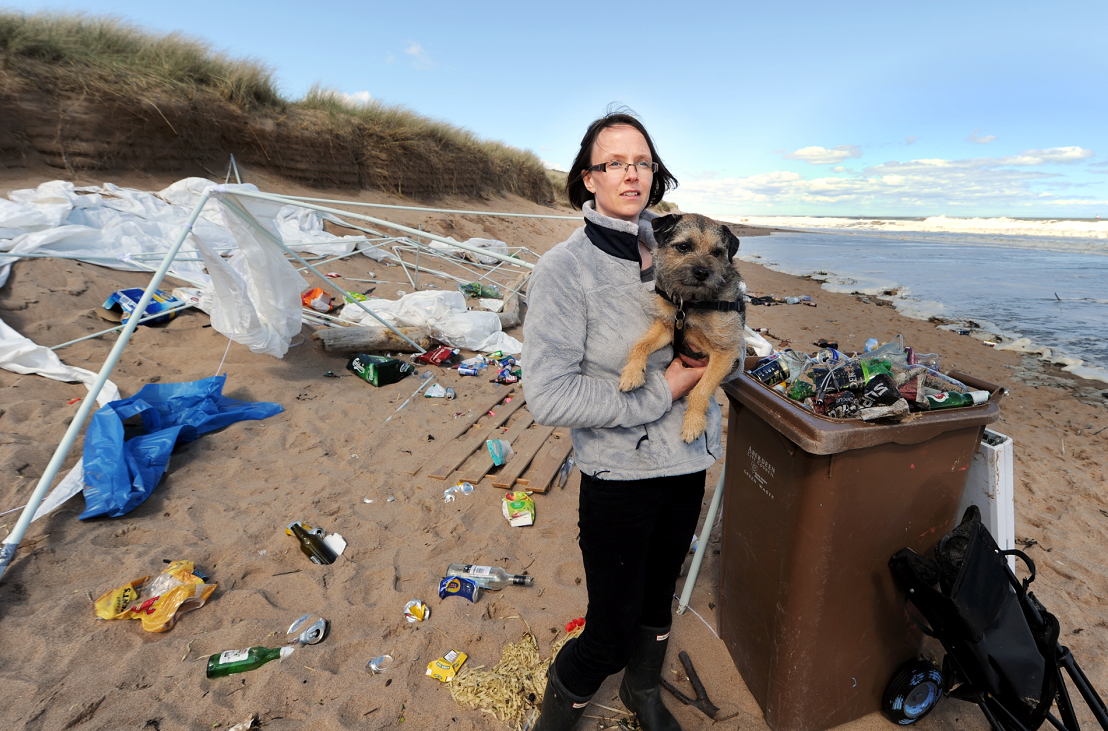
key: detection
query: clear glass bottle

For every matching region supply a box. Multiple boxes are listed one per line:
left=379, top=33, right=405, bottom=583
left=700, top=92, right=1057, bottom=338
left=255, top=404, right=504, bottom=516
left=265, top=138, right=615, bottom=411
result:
left=206, top=645, right=293, bottom=679
left=445, top=564, right=534, bottom=590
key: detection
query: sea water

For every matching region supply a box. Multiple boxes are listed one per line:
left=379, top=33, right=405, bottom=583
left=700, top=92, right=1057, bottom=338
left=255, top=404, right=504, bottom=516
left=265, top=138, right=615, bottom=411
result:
left=717, top=216, right=1108, bottom=384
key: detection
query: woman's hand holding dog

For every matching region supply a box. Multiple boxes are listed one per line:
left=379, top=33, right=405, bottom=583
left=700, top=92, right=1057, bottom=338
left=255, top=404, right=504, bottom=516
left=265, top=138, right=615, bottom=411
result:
left=665, top=357, right=707, bottom=401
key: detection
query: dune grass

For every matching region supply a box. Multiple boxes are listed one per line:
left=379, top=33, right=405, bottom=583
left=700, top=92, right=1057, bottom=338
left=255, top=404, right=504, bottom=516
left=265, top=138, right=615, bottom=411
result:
left=0, top=11, right=551, bottom=200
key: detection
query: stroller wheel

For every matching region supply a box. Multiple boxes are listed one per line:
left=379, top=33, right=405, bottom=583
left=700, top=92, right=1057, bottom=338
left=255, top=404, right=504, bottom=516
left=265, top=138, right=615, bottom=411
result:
left=882, top=659, right=943, bottom=725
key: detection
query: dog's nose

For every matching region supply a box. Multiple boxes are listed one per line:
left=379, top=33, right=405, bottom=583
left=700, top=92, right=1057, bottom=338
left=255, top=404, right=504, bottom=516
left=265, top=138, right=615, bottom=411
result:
left=694, top=267, right=710, bottom=281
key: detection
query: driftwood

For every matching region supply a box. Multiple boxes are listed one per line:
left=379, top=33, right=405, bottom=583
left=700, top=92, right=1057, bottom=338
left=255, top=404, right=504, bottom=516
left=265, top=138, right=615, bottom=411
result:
left=311, top=326, right=432, bottom=353
left=496, top=272, right=530, bottom=330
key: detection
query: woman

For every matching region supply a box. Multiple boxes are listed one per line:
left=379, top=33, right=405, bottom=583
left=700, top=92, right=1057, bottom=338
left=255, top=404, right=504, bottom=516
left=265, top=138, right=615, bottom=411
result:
left=522, top=112, right=724, bottom=731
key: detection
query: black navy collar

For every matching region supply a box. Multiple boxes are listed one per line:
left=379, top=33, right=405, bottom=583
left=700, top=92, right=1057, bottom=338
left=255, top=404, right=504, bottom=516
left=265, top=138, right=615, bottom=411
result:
left=584, top=218, right=641, bottom=266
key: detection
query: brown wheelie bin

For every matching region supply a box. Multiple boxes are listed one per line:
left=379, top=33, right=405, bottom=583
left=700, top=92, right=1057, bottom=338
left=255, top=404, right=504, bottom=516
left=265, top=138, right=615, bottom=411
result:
left=719, top=359, right=1004, bottom=731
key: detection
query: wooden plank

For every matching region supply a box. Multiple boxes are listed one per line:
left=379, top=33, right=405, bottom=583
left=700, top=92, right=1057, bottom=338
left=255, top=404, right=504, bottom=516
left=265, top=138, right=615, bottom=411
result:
left=516, top=430, right=572, bottom=493
left=426, top=396, right=529, bottom=480
left=491, top=424, right=556, bottom=489
left=456, top=412, right=534, bottom=484
left=312, top=326, right=432, bottom=352
left=405, top=388, right=515, bottom=476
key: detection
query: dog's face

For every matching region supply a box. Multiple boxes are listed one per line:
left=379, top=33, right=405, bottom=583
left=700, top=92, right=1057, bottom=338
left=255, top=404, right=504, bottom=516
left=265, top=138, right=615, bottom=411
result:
left=651, top=213, right=741, bottom=301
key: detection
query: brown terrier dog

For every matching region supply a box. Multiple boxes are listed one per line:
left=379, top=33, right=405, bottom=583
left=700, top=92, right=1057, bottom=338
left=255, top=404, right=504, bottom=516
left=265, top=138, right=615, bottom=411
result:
left=619, top=214, right=746, bottom=443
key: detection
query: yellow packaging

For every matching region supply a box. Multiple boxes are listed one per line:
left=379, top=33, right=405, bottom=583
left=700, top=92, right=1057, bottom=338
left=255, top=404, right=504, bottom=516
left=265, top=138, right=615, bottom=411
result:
left=426, top=649, right=467, bottom=682
left=94, top=560, right=217, bottom=633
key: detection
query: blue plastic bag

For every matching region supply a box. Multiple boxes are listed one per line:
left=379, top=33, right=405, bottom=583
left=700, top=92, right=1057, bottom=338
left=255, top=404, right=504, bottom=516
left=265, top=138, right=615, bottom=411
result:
left=80, top=375, right=283, bottom=519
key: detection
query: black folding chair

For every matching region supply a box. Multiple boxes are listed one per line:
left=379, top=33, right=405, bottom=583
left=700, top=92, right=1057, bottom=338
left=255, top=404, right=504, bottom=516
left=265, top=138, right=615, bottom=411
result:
left=884, top=506, right=1108, bottom=731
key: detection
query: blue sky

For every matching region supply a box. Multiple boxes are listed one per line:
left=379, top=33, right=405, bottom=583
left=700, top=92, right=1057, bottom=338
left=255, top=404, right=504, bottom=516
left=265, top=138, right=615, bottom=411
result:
left=6, top=1, right=1108, bottom=217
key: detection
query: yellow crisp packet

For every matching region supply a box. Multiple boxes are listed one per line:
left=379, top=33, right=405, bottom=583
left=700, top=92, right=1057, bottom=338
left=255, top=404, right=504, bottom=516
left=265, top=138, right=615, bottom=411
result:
left=426, top=649, right=467, bottom=682
left=94, top=560, right=217, bottom=633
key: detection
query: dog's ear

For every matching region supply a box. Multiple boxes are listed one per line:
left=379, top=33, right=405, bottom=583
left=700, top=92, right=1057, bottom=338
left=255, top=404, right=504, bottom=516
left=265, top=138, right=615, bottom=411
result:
left=723, top=226, right=741, bottom=260
left=651, top=214, right=681, bottom=245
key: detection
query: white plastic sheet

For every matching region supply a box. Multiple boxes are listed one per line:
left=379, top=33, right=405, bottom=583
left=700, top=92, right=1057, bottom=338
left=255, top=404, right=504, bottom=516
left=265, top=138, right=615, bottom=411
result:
left=337, top=290, right=520, bottom=354
left=198, top=193, right=309, bottom=358
left=0, top=178, right=371, bottom=287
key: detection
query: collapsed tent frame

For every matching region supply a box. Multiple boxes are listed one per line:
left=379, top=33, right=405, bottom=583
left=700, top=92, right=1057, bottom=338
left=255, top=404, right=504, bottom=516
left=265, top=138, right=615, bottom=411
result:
left=0, top=185, right=555, bottom=582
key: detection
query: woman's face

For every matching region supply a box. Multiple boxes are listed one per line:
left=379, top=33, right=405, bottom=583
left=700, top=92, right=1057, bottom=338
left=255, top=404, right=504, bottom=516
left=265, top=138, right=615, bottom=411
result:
left=582, top=125, right=652, bottom=222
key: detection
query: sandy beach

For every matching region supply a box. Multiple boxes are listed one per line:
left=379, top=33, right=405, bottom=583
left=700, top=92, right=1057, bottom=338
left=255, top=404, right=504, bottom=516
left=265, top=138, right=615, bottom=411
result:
left=1, top=167, right=1105, bottom=731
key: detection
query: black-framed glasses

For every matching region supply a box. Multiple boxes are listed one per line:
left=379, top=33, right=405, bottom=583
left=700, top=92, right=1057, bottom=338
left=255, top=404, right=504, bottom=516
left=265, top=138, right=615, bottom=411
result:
left=586, top=160, right=659, bottom=175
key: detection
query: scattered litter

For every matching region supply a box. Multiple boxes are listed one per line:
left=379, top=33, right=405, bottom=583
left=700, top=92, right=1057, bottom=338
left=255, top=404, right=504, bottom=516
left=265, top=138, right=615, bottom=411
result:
left=487, top=439, right=514, bottom=466
left=207, top=645, right=294, bottom=679
left=386, top=496, right=396, bottom=503
left=440, top=577, right=482, bottom=603
left=557, top=455, right=575, bottom=489
left=367, top=654, right=394, bottom=674
left=425, top=383, right=448, bottom=398
left=323, top=371, right=341, bottom=378
left=444, top=482, right=475, bottom=503
left=67, top=397, right=82, bottom=405
left=94, top=560, right=216, bottom=633
left=458, top=282, right=501, bottom=299
left=287, top=614, right=329, bottom=645
left=502, top=491, right=535, bottom=527
left=363, top=498, right=374, bottom=504
left=347, top=353, right=414, bottom=387
left=413, top=346, right=460, bottom=366
left=427, top=649, right=468, bottom=682
left=405, top=599, right=431, bottom=623
left=564, top=617, right=585, bottom=633
left=258, top=549, right=267, bottom=556
left=688, top=533, right=699, bottom=555
left=100, top=287, right=182, bottom=325
left=227, top=715, right=258, bottom=731
left=325, top=272, right=341, bottom=278
left=286, top=521, right=346, bottom=565
left=301, top=287, right=332, bottom=312
left=480, top=298, right=505, bottom=313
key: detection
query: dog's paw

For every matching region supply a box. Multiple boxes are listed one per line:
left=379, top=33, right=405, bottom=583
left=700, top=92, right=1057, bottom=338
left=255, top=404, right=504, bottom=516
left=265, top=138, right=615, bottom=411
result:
left=681, top=412, right=707, bottom=443
left=619, top=365, right=647, bottom=392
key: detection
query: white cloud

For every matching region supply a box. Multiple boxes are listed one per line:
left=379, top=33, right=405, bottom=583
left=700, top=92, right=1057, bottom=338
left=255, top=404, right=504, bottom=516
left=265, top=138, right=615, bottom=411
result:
left=831, top=166, right=846, bottom=173
left=338, top=91, right=372, bottom=107
left=541, top=159, right=567, bottom=172
left=906, top=136, right=919, bottom=145
left=405, top=42, right=433, bottom=69
left=672, top=147, right=1103, bottom=213
left=784, top=145, right=862, bottom=165
left=968, top=129, right=998, bottom=144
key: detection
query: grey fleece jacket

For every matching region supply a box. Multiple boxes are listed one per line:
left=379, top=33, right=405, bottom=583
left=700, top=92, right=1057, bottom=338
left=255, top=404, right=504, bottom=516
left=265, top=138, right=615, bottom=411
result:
left=522, top=202, right=722, bottom=481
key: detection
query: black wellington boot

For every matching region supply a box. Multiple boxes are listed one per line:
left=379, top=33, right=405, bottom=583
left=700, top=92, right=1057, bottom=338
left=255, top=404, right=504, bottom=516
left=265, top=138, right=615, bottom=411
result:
left=534, top=645, right=593, bottom=731
left=618, top=625, right=682, bottom=731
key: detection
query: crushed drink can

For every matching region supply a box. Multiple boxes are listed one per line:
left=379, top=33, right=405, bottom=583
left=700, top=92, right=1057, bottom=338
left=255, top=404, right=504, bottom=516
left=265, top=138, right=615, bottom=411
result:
left=413, top=346, right=459, bottom=366
left=751, top=357, right=788, bottom=386
left=346, top=353, right=414, bottom=387
left=439, top=576, right=481, bottom=603
left=458, top=366, right=480, bottom=376
left=404, top=599, right=430, bottom=622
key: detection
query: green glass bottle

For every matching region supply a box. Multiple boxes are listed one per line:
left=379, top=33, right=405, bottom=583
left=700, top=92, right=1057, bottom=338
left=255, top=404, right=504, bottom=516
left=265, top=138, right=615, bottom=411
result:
left=290, top=523, right=337, bottom=565
left=206, top=645, right=294, bottom=679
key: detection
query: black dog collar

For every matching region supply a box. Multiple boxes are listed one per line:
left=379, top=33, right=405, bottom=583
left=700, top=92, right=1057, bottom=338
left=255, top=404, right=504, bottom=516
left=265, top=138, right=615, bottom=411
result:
left=655, top=288, right=743, bottom=361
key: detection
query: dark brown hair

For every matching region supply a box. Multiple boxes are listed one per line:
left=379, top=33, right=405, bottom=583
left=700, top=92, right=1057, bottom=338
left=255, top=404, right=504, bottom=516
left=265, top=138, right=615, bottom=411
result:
left=566, top=109, right=678, bottom=210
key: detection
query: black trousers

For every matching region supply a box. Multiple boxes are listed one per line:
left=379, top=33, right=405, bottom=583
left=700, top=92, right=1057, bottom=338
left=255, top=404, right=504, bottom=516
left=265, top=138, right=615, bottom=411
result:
left=556, top=469, right=706, bottom=697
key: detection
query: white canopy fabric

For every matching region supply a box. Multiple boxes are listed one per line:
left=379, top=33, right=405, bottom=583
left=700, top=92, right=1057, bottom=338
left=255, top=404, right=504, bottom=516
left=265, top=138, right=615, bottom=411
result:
left=0, top=178, right=368, bottom=288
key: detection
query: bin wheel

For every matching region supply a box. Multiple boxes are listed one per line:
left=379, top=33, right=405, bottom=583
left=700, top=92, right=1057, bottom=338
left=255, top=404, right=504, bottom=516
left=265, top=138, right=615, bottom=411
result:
left=882, top=659, right=943, bottom=725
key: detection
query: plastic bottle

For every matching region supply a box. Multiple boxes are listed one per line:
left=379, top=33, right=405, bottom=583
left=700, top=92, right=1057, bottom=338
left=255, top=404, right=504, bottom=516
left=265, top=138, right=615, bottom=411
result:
left=206, top=646, right=294, bottom=678
left=446, top=564, right=535, bottom=590
left=290, top=523, right=337, bottom=565
left=864, top=337, right=880, bottom=352
left=926, top=391, right=990, bottom=410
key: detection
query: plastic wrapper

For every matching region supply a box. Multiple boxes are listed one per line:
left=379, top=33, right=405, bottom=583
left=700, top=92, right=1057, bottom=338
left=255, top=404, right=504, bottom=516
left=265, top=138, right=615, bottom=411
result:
left=301, top=287, right=332, bottom=312
left=502, top=491, right=535, bottom=527
left=95, top=560, right=216, bottom=633
left=426, top=649, right=468, bottom=682
left=487, top=439, right=515, bottom=466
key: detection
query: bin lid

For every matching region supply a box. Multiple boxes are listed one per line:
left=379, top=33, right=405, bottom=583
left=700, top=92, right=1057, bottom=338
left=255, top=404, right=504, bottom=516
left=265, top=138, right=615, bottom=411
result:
left=723, top=360, right=1004, bottom=455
